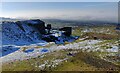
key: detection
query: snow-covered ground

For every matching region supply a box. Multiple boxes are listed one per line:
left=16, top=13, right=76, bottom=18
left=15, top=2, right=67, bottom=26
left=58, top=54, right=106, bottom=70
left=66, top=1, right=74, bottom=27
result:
left=106, top=46, right=119, bottom=52
left=0, top=47, right=50, bottom=63
left=37, top=58, right=68, bottom=69
left=1, top=31, right=119, bottom=64
left=48, top=40, right=102, bottom=51
left=2, top=20, right=46, bottom=46
left=1, top=20, right=119, bottom=64
left=0, top=39, right=104, bottom=63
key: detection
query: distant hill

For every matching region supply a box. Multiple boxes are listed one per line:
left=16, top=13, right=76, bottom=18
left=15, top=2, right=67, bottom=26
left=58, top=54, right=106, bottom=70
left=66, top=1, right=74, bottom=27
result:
left=42, top=19, right=118, bottom=28
left=0, top=17, right=24, bottom=23
left=1, top=17, right=118, bottom=26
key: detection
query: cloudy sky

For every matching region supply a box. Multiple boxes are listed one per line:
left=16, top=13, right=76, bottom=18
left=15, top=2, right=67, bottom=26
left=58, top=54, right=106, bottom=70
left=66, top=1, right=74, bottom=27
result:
left=1, top=2, right=118, bottom=22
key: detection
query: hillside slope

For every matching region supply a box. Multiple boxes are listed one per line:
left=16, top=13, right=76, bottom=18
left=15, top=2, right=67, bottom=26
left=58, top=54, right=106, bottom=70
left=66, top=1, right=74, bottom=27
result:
left=2, top=19, right=46, bottom=46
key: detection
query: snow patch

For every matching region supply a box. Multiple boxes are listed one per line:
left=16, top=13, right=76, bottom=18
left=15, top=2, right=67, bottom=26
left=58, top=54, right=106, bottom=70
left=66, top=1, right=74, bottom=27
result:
left=106, top=46, right=119, bottom=52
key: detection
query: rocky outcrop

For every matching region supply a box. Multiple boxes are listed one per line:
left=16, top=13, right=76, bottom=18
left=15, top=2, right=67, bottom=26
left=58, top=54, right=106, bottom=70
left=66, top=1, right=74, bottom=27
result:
left=2, top=19, right=46, bottom=46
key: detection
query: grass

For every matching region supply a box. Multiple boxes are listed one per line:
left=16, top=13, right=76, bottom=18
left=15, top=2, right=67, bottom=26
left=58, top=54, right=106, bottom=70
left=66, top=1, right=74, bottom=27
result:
left=72, top=28, right=83, bottom=36
left=2, top=26, right=120, bottom=71
left=2, top=37, right=119, bottom=71
left=3, top=38, right=119, bottom=71
left=2, top=43, right=120, bottom=71
left=54, top=51, right=120, bottom=71
left=2, top=50, right=69, bottom=71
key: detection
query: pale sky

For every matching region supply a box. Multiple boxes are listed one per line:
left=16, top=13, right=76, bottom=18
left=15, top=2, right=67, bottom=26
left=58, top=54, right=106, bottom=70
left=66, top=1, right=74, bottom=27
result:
left=1, top=0, right=120, bottom=2
left=0, top=2, right=118, bottom=23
